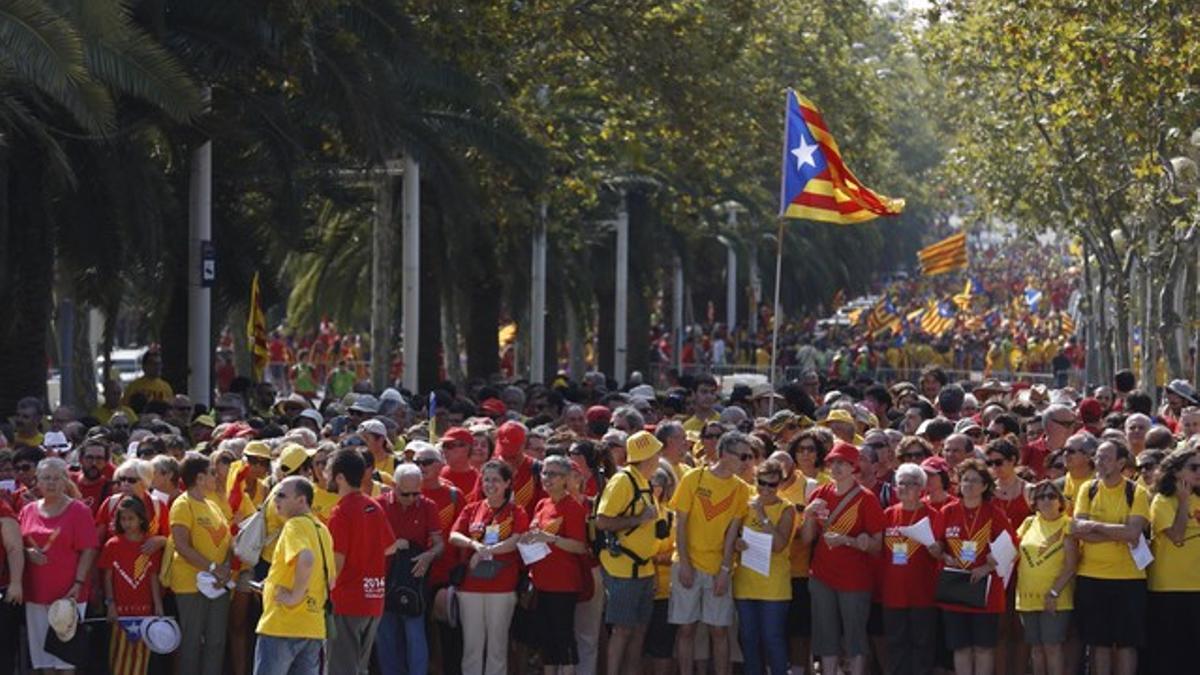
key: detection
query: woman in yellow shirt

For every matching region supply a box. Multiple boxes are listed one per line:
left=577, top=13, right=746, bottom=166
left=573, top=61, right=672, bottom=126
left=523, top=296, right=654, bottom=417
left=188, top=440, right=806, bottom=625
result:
left=733, top=459, right=795, bottom=675
left=1146, top=447, right=1200, bottom=674
left=1015, top=480, right=1077, bottom=675
left=168, top=453, right=233, bottom=675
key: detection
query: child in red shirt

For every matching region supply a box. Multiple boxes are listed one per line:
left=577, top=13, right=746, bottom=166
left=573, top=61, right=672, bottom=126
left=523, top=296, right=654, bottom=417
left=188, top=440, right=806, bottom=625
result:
left=99, top=497, right=164, bottom=675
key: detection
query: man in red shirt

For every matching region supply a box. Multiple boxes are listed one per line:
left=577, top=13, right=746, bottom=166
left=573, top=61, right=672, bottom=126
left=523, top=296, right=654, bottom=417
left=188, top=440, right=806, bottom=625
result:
left=72, top=439, right=114, bottom=511
left=412, top=442, right=465, bottom=674
left=1021, top=404, right=1076, bottom=480
left=325, top=448, right=396, bottom=675
left=469, top=421, right=544, bottom=518
left=376, top=463, right=444, bottom=674
left=438, top=427, right=479, bottom=496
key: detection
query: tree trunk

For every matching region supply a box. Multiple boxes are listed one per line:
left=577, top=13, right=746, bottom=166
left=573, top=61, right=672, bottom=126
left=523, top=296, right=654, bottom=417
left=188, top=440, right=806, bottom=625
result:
left=1158, top=244, right=1186, bottom=380
left=594, top=234, right=615, bottom=377
left=416, top=187, right=443, bottom=392
left=1113, top=254, right=1133, bottom=372
left=0, top=148, right=53, bottom=416
left=161, top=274, right=190, bottom=396
left=463, top=219, right=501, bottom=382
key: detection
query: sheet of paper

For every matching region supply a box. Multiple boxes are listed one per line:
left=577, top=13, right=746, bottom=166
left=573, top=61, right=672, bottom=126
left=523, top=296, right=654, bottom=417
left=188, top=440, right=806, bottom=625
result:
left=740, top=528, right=774, bottom=577
left=1129, top=533, right=1154, bottom=570
left=990, top=530, right=1018, bottom=588
left=517, top=541, right=552, bottom=566
left=898, top=516, right=936, bottom=547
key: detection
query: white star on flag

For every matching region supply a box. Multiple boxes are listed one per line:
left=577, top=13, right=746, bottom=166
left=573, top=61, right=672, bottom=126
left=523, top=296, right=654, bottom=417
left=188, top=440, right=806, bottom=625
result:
left=791, top=136, right=819, bottom=171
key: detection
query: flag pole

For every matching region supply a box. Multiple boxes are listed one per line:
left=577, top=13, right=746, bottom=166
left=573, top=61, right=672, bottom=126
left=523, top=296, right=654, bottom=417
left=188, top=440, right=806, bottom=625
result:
left=768, top=218, right=785, bottom=416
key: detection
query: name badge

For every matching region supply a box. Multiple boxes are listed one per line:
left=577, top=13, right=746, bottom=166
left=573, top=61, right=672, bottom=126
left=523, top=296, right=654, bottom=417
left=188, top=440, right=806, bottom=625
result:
left=891, top=542, right=908, bottom=566
left=484, top=524, right=500, bottom=546
left=961, top=540, right=978, bottom=564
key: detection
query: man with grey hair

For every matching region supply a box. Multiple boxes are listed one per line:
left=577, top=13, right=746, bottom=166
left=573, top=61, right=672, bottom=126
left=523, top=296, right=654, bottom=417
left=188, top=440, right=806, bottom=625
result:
left=718, top=406, right=748, bottom=431
left=1123, top=413, right=1151, bottom=456
left=670, top=431, right=752, bottom=675
left=1022, top=403, right=1078, bottom=479
left=611, top=406, right=646, bottom=435
left=655, top=420, right=690, bottom=475
left=501, top=386, right=527, bottom=418
left=1055, top=431, right=1099, bottom=501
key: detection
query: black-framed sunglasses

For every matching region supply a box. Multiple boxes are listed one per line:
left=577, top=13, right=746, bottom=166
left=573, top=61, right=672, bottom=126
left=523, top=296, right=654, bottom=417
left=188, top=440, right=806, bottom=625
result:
left=756, top=478, right=780, bottom=489
left=117, top=476, right=140, bottom=484
left=414, top=458, right=439, bottom=467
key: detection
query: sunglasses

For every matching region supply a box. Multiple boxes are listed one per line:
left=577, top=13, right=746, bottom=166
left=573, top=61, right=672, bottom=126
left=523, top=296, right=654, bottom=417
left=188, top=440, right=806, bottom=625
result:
left=541, top=471, right=567, bottom=479
left=397, top=491, right=421, bottom=498
left=985, top=459, right=1006, bottom=467
left=414, top=458, right=439, bottom=467
left=247, top=457, right=271, bottom=466
left=756, top=478, right=780, bottom=488
left=118, top=476, right=140, bottom=484
left=1034, top=493, right=1059, bottom=501
left=964, top=429, right=984, bottom=437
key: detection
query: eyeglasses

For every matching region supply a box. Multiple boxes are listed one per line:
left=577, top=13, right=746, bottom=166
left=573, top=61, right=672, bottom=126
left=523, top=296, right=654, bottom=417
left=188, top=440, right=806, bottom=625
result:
left=117, top=476, right=140, bottom=484
left=541, top=471, right=567, bottom=479
left=397, top=491, right=421, bottom=498
left=756, top=478, right=780, bottom=488
left=414, top=458, right=439, bottom=467
left=897, top=480, right=923, bottom=488
left=82, top=455, right=107, bottom=463
left=1034, top=493, right=1058, bottom=502
left=985, top=459, right=1006, bottom=467
left=863, top=442, right=889, bottom=450
left=1064, top=446, right=1084, bottom=455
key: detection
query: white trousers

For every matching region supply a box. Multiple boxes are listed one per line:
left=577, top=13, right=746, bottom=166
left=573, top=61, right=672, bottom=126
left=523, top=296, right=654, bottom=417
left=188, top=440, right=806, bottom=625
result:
left=457, top=591, right=517, bottom=675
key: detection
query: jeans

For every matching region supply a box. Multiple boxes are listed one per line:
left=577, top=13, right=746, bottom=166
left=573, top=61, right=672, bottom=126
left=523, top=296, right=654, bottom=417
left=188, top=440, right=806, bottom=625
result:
left=735, top=599, right=790, bottom=675
left=176, top=592, right=232, bottom=675
left=252, top=635, right=322, bottom=675
left=375, top=610, right=429, bottom=675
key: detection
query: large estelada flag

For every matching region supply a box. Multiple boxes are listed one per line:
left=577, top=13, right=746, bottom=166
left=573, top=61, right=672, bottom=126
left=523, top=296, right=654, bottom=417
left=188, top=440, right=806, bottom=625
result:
left=918, top=232, right=968, bottom=276
left=779, top=90, right=904, bottom=224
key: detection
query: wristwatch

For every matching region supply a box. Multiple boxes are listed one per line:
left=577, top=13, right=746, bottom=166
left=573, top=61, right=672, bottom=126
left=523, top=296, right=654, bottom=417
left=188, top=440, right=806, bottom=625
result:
left=1048, top=588, right=1060, bottom=598
left=208, top=562, right=217, bottom=573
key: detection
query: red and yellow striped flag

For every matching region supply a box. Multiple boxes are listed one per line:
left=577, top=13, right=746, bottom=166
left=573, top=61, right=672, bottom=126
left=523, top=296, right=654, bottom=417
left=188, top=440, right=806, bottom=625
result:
left=918, top=232, right=968, bottom=276
left=247, top=272, right=269, bottom=381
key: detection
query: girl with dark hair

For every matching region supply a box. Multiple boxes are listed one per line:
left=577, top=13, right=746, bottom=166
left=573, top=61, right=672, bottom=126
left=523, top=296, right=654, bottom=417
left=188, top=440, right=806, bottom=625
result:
left=789, top=428, right=831, bottom=485
left=1145, top=446, right=1200, bottom=675
left=99, top=496, right=164, bottom=675
left=449, top=459, right=529, bottom=675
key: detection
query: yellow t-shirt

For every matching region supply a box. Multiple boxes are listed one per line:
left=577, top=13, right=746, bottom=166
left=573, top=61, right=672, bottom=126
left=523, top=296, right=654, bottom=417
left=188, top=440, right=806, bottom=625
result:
left=779, top=477, right=814, bottom=578
left=169, top=494, right=231, bottom=593
left=597, top=468, right=660, bottom=579
left=653, top=528, right=676, bottom=601
left=682, top=412, right=719, bottom=434
left=734, top=499, right=794, bottom=600
left=123, top=376, right=174, bottom=405
left=210, top=489, right=255, bottom=527
left=1015, top=513, right=1075, bottom=611
left=90, top=404, right=137, bottom=425
left=311, top=486, right=338, bottom=523
left=1149, top=493, right=1200, bottom=591
left=1074, top=479, right=1151, bottom=580
left=1063, top=472, right=1087, bottom=503
left=373, top=454, right=398, bottom=487
left=257, top=515, right=336, bottom=640
left=671, top=467, right=751, bottom=575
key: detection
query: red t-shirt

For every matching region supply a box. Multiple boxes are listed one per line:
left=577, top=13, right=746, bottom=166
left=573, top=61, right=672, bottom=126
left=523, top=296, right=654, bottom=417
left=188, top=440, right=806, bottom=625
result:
left=19, top=499, right=98, bottom=604
left=97, top=534, right=161, bottom=616
left=938, top=500, right=1013, bottom=614
left=422, top=480, right=465, bottom=587
left=469, top=456, right=545, bottom=519
left=994, top=492, right=1032, bottom=533
left=1020, top=438, right=1051, bottom=480
left=0, top=498, right=14, bottom=587
left=529, top=495, right=587, bottom=593
left=807, top=482, right=886, bottom=592
left=95, top=492, right=169, bottom=540
left=329, top=492, right=395, bottom=617
left=73, top=465, right=116, bottom=515
left=451, top=499, right=530, bottom=593
left=440, top=466, right=479, bottom=497
left=880, top=503, right=944, bottom=608
left=377, top=492, right=440, bottom=549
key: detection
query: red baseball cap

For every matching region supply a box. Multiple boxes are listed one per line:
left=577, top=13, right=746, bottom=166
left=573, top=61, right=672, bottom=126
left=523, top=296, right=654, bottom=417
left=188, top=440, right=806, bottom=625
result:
left=480, top=398, right=507, bottom=417
left=586, top=405, right=612, bottom=425
left=825, top=441, right=859, bottom=467
left=440, top=427, right=474, bottom=447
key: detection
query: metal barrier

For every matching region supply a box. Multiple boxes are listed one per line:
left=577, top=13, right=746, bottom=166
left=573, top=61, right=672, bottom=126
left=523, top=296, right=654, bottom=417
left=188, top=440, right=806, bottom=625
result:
left=643, top=364, right=1060, bottom=390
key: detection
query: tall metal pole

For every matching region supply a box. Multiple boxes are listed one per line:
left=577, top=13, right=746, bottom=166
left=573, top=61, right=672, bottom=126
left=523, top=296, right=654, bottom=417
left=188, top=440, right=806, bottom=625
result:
left=530, top=202, right=548, bottom=383
left=768, top=220, right=785, bottom=415
left=188, top=86, right=213, bottom=405
left=673, top=253, right=684, bottom=371
left=370, top=170, right=396, bottom=391
left=614, top=190, right=629, bottom=386
left=401, top=155, right=420, bottom=393
left=749, top=238, right=761, bottom=336
left=725, top=209, right=738, bottom=332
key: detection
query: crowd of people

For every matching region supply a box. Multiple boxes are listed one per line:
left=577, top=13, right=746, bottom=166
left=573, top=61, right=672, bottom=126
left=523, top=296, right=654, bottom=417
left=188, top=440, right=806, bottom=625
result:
left=3, top=358, right=1200, bottom=675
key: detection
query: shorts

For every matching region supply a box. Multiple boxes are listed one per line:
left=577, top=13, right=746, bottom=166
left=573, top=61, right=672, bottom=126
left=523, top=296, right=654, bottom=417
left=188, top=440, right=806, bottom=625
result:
left=1019, top=610, right=1070, bottom=645
left=787, top=577, right=812, bottom=637
left=1074, top=576, right=1146, bottom=648
left=942, top=610, right=999, bottom=651
left=602, top=570, right=655, bottom=627
left=668, top=565, right=735, bottom=627
left=533, top=591, right=579, bottom=665
left=643, top=599, right=677, bottom=659
left=809, top=576, right=871, bottom=658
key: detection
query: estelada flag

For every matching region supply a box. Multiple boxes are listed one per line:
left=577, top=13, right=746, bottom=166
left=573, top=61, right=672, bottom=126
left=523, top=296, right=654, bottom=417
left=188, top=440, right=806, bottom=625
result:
left=918, top=232, right=968, bottom=276
left=247, top=272, right=269, bottom=381
left=779, top=90, right=904, bottom=224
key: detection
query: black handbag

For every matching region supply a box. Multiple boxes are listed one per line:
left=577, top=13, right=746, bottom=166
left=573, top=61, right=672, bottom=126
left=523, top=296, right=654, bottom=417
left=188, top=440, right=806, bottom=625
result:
left=385, top=547, right=428, bottom=617
left=934, top=568, right=990, bottom=609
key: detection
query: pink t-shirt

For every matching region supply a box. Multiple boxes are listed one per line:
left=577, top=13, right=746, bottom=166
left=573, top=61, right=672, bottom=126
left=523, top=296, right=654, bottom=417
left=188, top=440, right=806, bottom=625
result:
left=19, top=499, right=98, bottom=604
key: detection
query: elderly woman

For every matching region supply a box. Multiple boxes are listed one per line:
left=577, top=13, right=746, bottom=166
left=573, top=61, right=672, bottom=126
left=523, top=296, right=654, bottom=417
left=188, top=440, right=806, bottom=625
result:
left=788, top=428, right=831, bottom=485
left=937, top=458, right=1014, bottom=675
left=150, top=455, right=182, bottom=505
left=169, top=453, right=233, bottom=675
left=96, top=458, right=168, bottom=545
left=1016, top=481, right=1077, bottom=675
left=734, top=458, right=795, bottom=675
left=19, top=457, right=98, bottom=674
left=881, top=463, right=944, bottom=675
left=1145, top=446, right=1200, bottom=675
